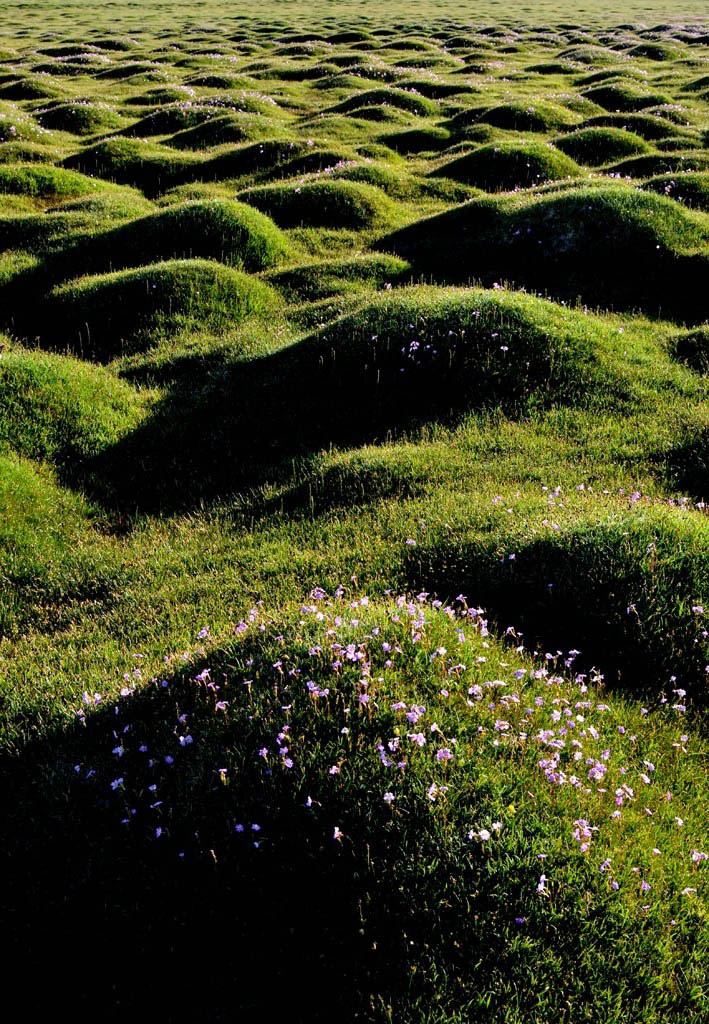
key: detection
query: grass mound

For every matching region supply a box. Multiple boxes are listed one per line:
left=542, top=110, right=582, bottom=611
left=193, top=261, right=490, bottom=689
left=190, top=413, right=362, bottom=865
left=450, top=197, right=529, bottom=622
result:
left=34, top=101, right=125, bottom=136
left=0, top=110, right=49, bottom=144
left=46, top=259, right=282, bottom=359
left=91, top=286, right=613, bottom=510
left=199, top=139, right=311, bottom=181
left=122, top=104, right=228, bottom=137
left=265, top=253, right=410, bottom=300
left=165, top=113, right=273, bottom=150
left=346, top=104, right=410, bottom=125
left=303, top=287, right=602, bottom=417
left=238, top=180, right=396, bottom=229
left=576, top=68, right=649, bottom=87
left=0, top=211, right=96, bottom=256
left=558, top=44, right=624, bottom=65
left=49, top=191, right=154, bottom=222
left=128, top=85, right=198, bottom=106
left=411, top=504, right=709, bottom=703
left=682, top=74, right=709, bottom=93
left=94, top=61, right=167, bottom=82
left=88, top=36, right=139, bottom=52
left=378, top=186, right=709, bottom=318
left=93, top=200, right=292, bottom=272
left=582, top=83, right=672, bottom=112
left=254, top=147, right=357, bottom=183
left=0, top=190, right=151, bottom=259
left=526, top=60, right=579, bottom=74
left=330, top=87, right=438, bottom=118
left=16, top=588, right=707, bottom=1017
left=643, top=172, right=709, bottom=211
left=62, top=138, right=198, bottom=197
left=0, top=141, right=56, bottom=164
left=643, top=173, right=709, bottom=212
left=607, top=153, right=709, bottom=179
left=0, top=347, right=144, bottom=467
left=379, top=126, right=450, bottom=153
left=186, top=73, right=255, bottom=88
left=0, top=163, right=109, bottom=199
left=0, top=77, right=61, bottom=101
left=627, top=41, right=681, bottom=61
left=554, top=126, right=650, bottom=164
left=458, top=100, right=578, bottom=133
left=331, top=163, right=425, bottom=200
left=0, top=453, right=121, bottom=636
left=431, top=140, right=581, bottom=190
left=579, top=112, right=693, bottom=140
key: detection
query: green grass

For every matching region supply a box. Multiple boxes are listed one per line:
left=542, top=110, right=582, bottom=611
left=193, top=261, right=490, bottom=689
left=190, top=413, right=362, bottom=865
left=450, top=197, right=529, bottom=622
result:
left=90, top=198, right=293, bottom=271
left=379, top=185, right=709, bottom=317
left=0, top=5, right=707, bottom=1021
left=238, top=179, right=398, bottom=228
left=554, top=126, right=651, bottom=164
left=46, top=258, right=282, bottom=358
left=62, top=136, right=200, bottom=196
left=34, top=100, right=126, bottom=136
left=0, top=451, right=123, bottom=635
left=671, top=325, right=709, bottom=373
left=452, top=99, right=580, bottom=133
left=431, top=140, right=582, bottom=190
left=582, top=82, right=672, bottom=113
left=0, top=344, right=146, bottom=466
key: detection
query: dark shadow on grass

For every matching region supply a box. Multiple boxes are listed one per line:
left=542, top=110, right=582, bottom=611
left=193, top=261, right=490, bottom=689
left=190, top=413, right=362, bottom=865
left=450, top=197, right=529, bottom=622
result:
left=660, top=425, right=709, bottom=502
left=1, top=602, right=692, bottom=1020
left=0, top=638, right=514, bottom=1022
left=0, top=660, right=376, bottom=1022
left=404, top=521, right=709, bottom=707
left=376, top=188, right=709, bottom=323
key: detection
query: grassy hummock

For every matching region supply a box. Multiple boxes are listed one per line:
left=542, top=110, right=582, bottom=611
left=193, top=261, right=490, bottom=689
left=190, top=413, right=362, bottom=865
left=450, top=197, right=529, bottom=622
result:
left=46, top=258, right=282, bottom=357
left=431, top=140, right=582, bottom=190
left=378, top=185, right=709, bottom=318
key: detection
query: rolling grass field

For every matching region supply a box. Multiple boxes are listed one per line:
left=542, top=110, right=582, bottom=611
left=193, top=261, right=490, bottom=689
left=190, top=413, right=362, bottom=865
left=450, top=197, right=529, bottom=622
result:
left=0, top=2, right=708, bottom=1020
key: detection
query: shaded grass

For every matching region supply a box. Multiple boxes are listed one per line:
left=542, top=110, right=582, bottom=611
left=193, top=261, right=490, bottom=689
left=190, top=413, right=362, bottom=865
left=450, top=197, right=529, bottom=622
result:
left=88, top=198, right=293, bottom=271
left=80, top=286, right=697, bottom=513
left=0, top=452, right=123, bottom=636
left=378, top=185, right=709, bottom=319
left=2, top=589, right=706, bottom=1019
left=554, top=125, right=650, bottom=163
left=407, top=502, right=709, bottom=703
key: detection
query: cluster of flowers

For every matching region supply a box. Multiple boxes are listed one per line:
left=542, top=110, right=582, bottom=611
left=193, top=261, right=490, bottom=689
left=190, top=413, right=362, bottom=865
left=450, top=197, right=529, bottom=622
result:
left=72, top=581, right=706, bottom=916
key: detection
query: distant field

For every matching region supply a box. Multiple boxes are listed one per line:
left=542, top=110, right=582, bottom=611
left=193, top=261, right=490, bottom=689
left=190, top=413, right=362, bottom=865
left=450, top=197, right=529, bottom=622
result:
left=3, top=0, right=709, bottom=28
left=0, top=4, right=707, bottom=1021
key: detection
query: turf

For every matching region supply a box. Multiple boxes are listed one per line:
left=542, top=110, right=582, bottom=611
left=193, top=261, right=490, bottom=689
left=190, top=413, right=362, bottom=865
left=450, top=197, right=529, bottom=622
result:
left=0, top=4, right=707, bottom=1022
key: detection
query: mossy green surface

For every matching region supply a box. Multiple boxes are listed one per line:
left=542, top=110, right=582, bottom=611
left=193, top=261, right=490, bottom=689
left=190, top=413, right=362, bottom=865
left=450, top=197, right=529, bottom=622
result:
left=0, top=6, right=707, bottom=1022
left=379, top=185, right=709, bottom=317
left=0, top=346, right=145, bottom=465
left=47, top=258, right=282, bottom=357
left=432, top=140, right=582, bottom=190
left=554, top=125, right=651, bottom=163
left=238, top=179, right=397, bottom=228
left=90, top=199, right=292, bottom=271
